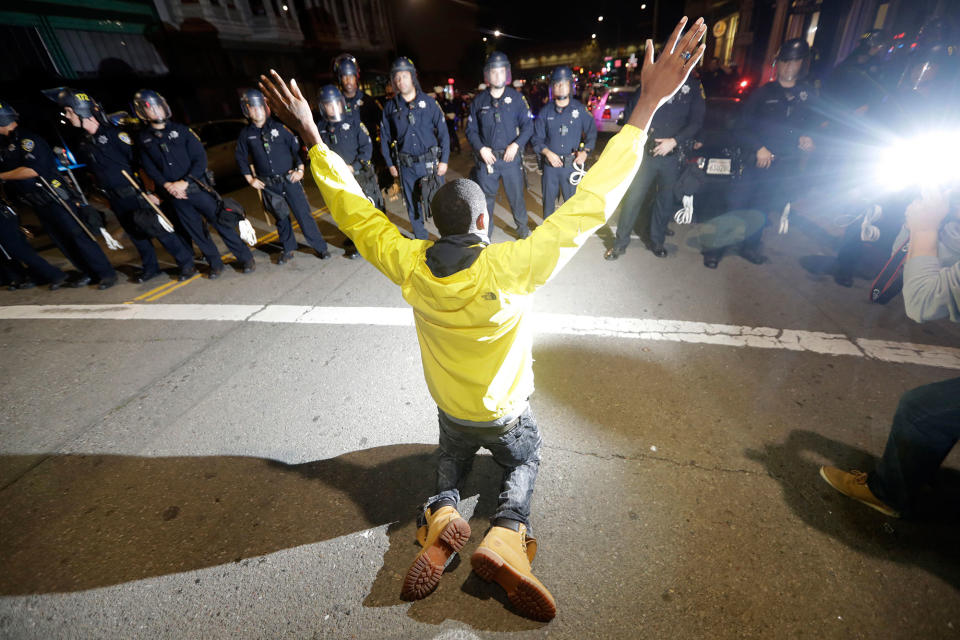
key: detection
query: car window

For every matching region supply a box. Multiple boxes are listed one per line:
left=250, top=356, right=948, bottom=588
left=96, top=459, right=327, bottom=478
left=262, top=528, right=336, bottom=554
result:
left=606, top=92, right=631, bottom=105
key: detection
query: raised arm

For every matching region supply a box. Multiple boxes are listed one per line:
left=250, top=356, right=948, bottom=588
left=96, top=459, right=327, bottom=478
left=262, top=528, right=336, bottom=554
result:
left=259, top=70, right=421, bottom=285
left=486, top=17, right=707, bottom=293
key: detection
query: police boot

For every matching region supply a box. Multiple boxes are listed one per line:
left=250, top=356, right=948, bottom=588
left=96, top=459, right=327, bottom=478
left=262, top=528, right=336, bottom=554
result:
left=471, top=523, right=556, bottom=622
left=400, top=504, right=471, bottom=601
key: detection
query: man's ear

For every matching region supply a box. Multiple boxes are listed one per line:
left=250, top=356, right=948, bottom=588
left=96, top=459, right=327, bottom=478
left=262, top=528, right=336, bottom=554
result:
left=476, top=213, right=486, bottom=230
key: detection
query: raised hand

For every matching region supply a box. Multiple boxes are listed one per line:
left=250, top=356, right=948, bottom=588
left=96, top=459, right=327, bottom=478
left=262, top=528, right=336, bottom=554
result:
left=628, top=17, right=707, bottom=131
left=259, top=70, right=321, bottom=147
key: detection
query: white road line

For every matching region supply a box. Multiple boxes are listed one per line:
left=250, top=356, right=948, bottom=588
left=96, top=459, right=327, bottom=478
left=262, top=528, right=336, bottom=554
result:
left=1, top=303, right=958, bottom=370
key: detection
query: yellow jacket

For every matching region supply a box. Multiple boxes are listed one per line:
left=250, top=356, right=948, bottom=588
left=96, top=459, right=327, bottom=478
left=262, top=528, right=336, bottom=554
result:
left=308, top=124, right=646, bottom=423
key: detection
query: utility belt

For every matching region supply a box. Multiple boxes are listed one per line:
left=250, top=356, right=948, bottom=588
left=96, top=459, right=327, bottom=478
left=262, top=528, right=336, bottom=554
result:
left=261, top=173, right=292, bottom=185
left=105, top=185, right=140, bottom=202
left=398, top=146, right=440, bottom=169
left=22, top=180, right=75, bottom=209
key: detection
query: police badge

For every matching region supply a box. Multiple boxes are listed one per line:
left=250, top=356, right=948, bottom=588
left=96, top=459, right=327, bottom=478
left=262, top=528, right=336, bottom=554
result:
left=342, top=122, right=351, bottom=130
left=681, top=84, right=690, bottom=95
left=97, top=135, right=108, bottom=144
left=799, top=90, right=808, bottom=101
left=504, top=96, right=512, bottom=104
left=169, top=130, right=179, bottom=139
left=270, top=128, right=280, bottom=138
left=418, top=100, right=426, bottom=109
left=572, top=109, right=579, bottom=118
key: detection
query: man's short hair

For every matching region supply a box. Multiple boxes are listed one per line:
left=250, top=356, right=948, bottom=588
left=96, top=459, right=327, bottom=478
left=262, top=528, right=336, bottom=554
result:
left=432, top=179, right=487, bottom=237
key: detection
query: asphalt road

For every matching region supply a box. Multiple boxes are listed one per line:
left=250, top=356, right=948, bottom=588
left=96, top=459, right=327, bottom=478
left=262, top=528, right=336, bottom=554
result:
left=1, top=130, right=959, bottom=639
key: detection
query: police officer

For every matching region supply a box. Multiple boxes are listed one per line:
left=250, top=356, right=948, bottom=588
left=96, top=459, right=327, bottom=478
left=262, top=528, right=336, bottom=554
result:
left=0, top=194, right=67, bottom=289
left=434, top=85, right=462, bottom=153
left=604, top=66, right=704, bottom=260
left=49, top=88, right=197, bottom=282
left=380, top=57, right=450, bottom=240
left=318, top=85, right=382, bottom=209
left=466, top=52, right=534, bottom=238
left=134, top=89, right=255, bottom=277
left=706, top=38, right=818, bottom=268
left=333, top=54, right=383, bottom=140
left=236, top=88, right=328, bottom=264
left=0, top=100, right=117, bottom=288
left=531, top=66, right=596, bottom=218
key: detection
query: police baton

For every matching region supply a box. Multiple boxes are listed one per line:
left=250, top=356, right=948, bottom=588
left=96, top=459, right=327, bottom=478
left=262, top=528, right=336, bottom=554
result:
left=389, top=140, right=410, bottom=216
left=120, top=169, right=175, bottom=232
left=36, top=175, right=100, bottom=244
left=247, top=164, right=271, bottom=225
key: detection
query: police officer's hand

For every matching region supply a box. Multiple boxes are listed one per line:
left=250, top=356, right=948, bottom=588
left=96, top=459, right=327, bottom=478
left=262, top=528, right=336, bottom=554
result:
left=389, top=166, right=399, bottom=178
left=503, top=142, right=520, bottom=163
left=797, top=136, right=815, bottom=152
left=543, top=149, right=563, bottom=168
left=259, top=70, right=322, bottom=148
left=437, top=162, right=448, bottom=176
left=479, top=147, right=497, bottom=166
left=164, top=180, right=189, bottom=199
left=146, top=193, right=161, bottom=206
left=630, top=17, right=707, bottom=132
left=756, top=146, right=774, bottom=169
left=652, top=138, right=678, bottom=156
left=247, top=176, right=266, bottom=190
left=575, top=150, right=588, bottom=166
left=288, top=167, right=304, bottom=183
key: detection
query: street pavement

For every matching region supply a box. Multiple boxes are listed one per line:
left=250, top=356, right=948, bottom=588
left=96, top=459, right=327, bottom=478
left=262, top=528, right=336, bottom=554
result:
left=1, top=131, right=959, bottom=639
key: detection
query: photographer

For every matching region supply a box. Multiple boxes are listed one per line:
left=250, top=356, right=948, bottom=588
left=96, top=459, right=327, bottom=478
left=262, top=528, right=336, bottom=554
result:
left=820, top=188, right=960, bottom=517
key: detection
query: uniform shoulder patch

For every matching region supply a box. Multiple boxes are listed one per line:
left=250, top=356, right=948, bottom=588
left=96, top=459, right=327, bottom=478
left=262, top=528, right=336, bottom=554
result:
left=359, top=122, right=369, bottom=135
left=21, top=139, right=35, bottom=152
left=118, top=132, right=133, bottom=145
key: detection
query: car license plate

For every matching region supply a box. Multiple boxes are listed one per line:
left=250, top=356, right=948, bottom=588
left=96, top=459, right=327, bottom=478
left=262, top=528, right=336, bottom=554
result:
left=706, top=158, right=731, bottom=175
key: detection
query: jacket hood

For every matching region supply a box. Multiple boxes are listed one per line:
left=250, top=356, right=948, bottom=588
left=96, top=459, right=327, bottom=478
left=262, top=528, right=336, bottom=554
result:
left=411, top=233, right=489, bottom=312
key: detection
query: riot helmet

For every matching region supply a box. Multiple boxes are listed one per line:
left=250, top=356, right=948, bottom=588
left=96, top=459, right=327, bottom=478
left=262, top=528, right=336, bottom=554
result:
left=390, top=57, right=419, bottom=96
left=483, top=51, right=512, bottom=89
left=318, top=85, right=347, bottom=123
left=550, top=66, right=575, bottom=101
left=132, top=89, right=172, bottom=124
left=334, top=53, right=360, bottom=97
left=777, top=38, right=810, bottom=62
left=240, top=88, right=269, bottom=123
left=0, top=100, right=19, bottom=127
left=42, top=87, right=101, bottom=122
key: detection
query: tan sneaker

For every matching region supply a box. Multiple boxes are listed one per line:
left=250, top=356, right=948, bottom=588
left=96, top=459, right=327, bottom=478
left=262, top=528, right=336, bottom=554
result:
left=401, top=505, right=471, bottom=600
left=471, top=524, right=557, bottom=622
left=819, top=466, right=900, bottom=518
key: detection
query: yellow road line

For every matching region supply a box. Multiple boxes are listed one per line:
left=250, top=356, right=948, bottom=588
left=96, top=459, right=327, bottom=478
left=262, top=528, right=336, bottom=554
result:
left=143, top=273, right=201, bottom=302
left=127, top=205, right=330, bottom=303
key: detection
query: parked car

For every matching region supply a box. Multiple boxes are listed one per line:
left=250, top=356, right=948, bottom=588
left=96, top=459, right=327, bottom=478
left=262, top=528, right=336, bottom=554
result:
left=189, top=119, right=247, bottom=189
left=594, top=86, right=635, bottom=133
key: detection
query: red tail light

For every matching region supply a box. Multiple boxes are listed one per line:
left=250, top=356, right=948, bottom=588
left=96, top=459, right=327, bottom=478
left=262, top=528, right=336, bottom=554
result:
left=602, top=107, right=611, bottom=119
left=739, top=79, right=749, bottom=88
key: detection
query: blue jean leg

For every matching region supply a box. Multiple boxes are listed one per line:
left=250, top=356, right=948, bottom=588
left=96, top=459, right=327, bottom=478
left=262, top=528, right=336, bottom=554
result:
left=868, top=376, right=960, bottom=514
left=425, top=407, right=542, bottom=532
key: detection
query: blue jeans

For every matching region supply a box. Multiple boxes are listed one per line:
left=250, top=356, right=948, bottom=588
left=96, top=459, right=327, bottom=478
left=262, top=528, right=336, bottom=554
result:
left=421, top=406, right=542, bottom=532
left=868, top=376, right=960, bottom=515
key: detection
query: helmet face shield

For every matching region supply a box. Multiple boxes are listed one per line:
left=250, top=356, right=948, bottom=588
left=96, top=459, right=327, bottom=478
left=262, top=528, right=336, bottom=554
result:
left=389, top=57, right=419, bottom=95
left=240, top=89, right=268, bottom=121
left=549, top=66, right=575, bottom=100
left=483, top=52, right=512, bottom=89
left=133, top=90, right=171, bottom=123
left=318, top=85, right=347, bottom=123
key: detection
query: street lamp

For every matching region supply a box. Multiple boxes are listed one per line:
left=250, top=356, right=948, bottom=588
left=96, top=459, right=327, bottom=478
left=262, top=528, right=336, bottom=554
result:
left=494, top=30, right=501, bottom=37
left=641, top=3, right=646, bottom=8
left=591, top=33, right=596, bottom=39
left=597, top=16, right=603, bottom=22
left=483, top=37, right=487, bottom=42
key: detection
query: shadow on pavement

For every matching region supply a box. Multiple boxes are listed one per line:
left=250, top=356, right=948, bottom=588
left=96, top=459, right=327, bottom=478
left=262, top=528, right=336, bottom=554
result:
left=0, top=444, right=542, bottom=630
left=745, top=430, right=960, bottom=590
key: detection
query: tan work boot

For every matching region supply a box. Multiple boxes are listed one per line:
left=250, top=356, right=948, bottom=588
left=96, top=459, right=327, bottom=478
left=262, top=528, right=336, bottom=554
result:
left=401, top=505, right=471, bottom=600
left=819, top=466, right=900, bottom=517
left=471, top=524, right=556, bottom=621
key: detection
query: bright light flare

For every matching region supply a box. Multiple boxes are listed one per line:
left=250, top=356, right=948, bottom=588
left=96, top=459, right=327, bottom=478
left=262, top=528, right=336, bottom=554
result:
left=875, top=131, right=960, bottom=192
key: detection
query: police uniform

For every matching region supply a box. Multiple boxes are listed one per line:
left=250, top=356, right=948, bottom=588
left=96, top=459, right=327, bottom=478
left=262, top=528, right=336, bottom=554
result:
left=236, top=116, right=328, bottom=257
left=319, top=113, right=383, bottom=210
left=531, top=97, right=596, bottom=217
left=466, top=86, right=533, bottom=236
left=380, top=91, right=450, bottom=239
left=612, top=78, right=705, bottom=254
left=78, top=123, right=195, bottom=278
left=0, top=128, right=116, bottom=283
left=728, top=78, right=818, bottom=254
left=0, top=197, right=66, bottom=288
left=138, top=122, right=253, bottom=271
left=344, top=90, right=383, bottom=143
